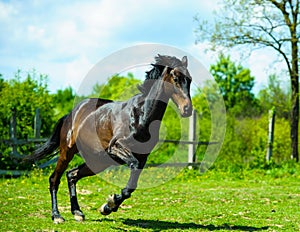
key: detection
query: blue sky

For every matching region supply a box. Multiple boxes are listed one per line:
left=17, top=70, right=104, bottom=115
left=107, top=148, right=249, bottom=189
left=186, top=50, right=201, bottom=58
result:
left=0, top=0, right=286, bottom=94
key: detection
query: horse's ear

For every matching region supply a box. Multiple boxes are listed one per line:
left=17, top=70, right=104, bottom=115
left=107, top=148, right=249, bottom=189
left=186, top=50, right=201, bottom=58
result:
left=182, top=56, right=188, bottom=68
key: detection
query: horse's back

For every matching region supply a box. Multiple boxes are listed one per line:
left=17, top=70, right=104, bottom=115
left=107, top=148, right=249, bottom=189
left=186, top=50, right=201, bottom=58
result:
left=71, top=98, right=112, bottom=123
left=62, top=98, right=113, bottom=149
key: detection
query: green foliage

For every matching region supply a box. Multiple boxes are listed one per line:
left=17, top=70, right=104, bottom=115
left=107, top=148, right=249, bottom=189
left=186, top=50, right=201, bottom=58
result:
left=53, top=86, right=75, bottom=118
left=195, top=0, right=299, bottom=160
left=258, top=74, right=291, bottom=119
left=210, top=114, right=292, bottom=171
left=0, top=68, right=295, bottom=173
left=0, top=70, right=55, bottom=170
left=191, top=80, right=224, bottom=143
left=147, top=102, right=189, bottom=164
left=0, top=71, right=54, bottom=137
left=271, top=117, right=291, bottom=162
left=191, top=85, right=214, bottom=162
left=210, top=54, right=259, bottom=117
left=192, top=73, right=292, bottom=171
left=90, top=73, right=141, bottom=100
left=216, top=115, right=267, bottom=169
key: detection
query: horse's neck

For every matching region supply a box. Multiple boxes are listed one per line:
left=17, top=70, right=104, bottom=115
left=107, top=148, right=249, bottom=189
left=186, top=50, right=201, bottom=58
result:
left=128, top=80, right=168, bottom=145
left=142, top=79, right=169, bottom=124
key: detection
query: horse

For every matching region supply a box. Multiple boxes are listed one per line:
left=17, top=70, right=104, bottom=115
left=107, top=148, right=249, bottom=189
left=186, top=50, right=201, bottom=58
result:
left=23, top=54, right=193, bottom=224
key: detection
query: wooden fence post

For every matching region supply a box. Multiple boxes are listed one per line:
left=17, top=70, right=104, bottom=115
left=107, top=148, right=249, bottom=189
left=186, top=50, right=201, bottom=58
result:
left=188, top=110, right=197, bottom=163
left=9, top=108, right=19, bottom=158
left=266, top=108, right=275, bottom=162
left=34, top=108, right=41, bottom=138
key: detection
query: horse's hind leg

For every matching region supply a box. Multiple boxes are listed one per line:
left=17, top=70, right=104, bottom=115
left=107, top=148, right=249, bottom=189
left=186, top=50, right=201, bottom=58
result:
left=66, top=158, right=112, bottom=221
left=66, top=163, right=94, bottom=221
left=49, top=148, right=75, bottom=224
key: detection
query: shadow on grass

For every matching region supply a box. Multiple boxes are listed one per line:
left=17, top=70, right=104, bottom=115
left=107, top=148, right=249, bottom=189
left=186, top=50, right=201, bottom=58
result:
left=121, top=218, right=269, bottom=231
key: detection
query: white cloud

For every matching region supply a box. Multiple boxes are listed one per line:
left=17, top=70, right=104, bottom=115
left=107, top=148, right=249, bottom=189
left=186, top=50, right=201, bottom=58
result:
left=64, top=55, right=94, bottom=92
left=2, top=0, right=282, bottom=96
left=185, top=43, right=218, bottom=69
left=248, top=48, right=289, bottom=92
left=0, top=1, right=18, bottom=20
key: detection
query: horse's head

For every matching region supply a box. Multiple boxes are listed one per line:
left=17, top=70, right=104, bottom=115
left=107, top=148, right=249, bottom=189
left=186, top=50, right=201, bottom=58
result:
left=161, top=56, right=193, bottom=117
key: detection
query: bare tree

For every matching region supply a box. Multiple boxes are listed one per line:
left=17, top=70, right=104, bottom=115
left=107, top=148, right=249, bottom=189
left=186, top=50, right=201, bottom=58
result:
left=195, top=0, right=299, bottom=161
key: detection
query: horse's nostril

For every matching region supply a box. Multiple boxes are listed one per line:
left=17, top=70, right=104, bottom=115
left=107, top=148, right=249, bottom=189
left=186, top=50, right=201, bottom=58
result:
left=184, top=105, right=189, bottom=113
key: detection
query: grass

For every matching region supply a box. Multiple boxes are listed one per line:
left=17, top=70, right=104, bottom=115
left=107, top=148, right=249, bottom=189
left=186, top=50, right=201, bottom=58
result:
left=1, top=167, right=300, bottom=231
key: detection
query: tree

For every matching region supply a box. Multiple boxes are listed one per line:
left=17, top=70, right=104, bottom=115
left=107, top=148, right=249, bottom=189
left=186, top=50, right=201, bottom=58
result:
left=210, top=54, right=259, bottom=116
left=90, top=73, right=141, bottom=100
left=0, top=70, right=55, bottom=169
left=53, top=86, right=75, bottom=118
left=195, top=0, right=300, bottom=161
left=258, top=74, right=291, bottom=118
left=0, top=74, right=4, bottom=92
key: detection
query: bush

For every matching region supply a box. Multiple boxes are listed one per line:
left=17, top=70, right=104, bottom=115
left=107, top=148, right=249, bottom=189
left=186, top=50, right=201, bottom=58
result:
left=0, top=71, right=55, bottom=170
left=208, top=114, right=292, bottom=171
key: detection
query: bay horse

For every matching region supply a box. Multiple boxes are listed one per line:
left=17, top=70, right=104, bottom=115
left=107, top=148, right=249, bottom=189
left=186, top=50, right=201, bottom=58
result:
left=23, top=55, right=193, bottom=223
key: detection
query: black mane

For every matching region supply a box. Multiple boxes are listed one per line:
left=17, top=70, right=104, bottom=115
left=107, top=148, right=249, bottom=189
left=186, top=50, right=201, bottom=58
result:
left=138, top=55, right=184, bottom=95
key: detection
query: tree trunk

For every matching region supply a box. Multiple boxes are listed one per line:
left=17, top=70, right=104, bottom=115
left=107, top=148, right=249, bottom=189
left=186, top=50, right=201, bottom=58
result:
left=290, top=75, right=299, bottom=162
left=283, top=0, right=299, bottom=162
left=290, top=34, right=299, bottom=162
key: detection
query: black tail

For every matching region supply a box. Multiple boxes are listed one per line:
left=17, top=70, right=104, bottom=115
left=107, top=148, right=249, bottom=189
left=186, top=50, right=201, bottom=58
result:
left=23, top=115, right=67, bottom=162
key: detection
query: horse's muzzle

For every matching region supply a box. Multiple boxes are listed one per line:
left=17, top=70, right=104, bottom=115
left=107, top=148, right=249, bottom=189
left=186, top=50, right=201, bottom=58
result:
left=181, top=106, right=192, bottom=117
left=179, top=101, right=193, bottom=117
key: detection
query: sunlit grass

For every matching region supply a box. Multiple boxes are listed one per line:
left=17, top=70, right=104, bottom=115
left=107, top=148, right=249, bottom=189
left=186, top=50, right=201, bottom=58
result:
left=1, top=167, right=300, bottom=231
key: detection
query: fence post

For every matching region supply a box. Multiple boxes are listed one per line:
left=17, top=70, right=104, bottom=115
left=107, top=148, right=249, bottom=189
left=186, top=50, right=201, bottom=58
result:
left=34, top=108, right=41, bottom=138
left=9, top=108, right=18, bottom=157
left=188, top=110, right=197, bottom=163
left=266, top=108, right=275, bottom=162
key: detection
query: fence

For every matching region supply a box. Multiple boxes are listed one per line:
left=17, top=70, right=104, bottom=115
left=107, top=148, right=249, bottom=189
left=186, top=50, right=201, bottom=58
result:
left=0, top=109, right=216, bottom=176
left=0, top=108, right=47, bottom=175
left=154, top=110, right=218, bottom=167
left=2, top=108, right=46, bottom=157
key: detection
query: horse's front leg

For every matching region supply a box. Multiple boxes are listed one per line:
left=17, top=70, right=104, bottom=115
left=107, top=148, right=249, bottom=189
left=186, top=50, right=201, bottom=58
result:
left=100, top=157, right=147, bottom=215
left=108, top=137, right=139, bottom=169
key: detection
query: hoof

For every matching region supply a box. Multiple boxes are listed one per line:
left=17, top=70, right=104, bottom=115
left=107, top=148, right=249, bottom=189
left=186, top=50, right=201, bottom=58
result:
left=100, top=204, right=112, bottom=216
left=53, top=215, right=65, bottom=224
left=73, top=210, right=85, bottom=222
left=107, top=194, right=117, bottom=208
left=129, top=162, right=139, bottom=170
